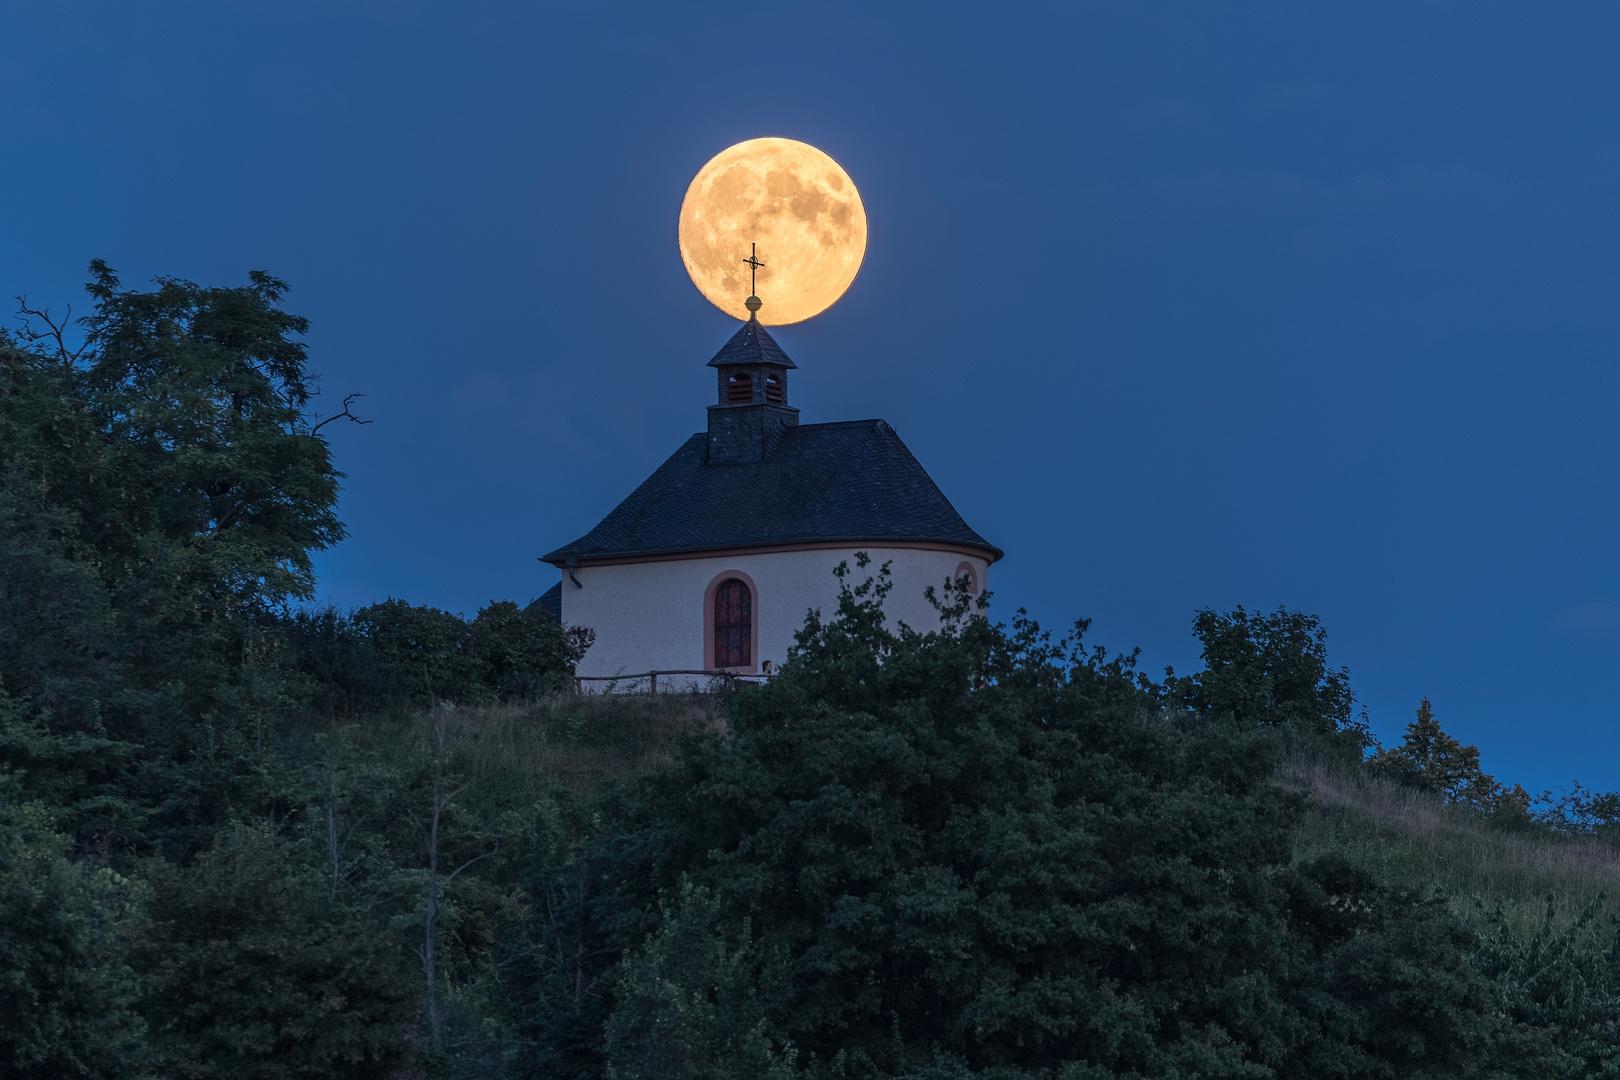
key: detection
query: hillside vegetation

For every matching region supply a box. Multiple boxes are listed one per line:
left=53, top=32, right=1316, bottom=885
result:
left=376, top=701, right=1620, bottom=938
left=1287, top=754, right=1620, bottom=930
left=8, top=266, right=1620, bottom=1079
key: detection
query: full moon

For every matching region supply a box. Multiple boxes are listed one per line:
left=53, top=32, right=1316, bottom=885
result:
left=678, top=138, right=867, bottom=325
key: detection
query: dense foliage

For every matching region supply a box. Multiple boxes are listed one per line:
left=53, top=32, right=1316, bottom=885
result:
left=5, top=267, right=1620, bottom=1078
left=602, top=570, right=1558, bottom=1079
left=0, top=268, right=586, bottom=1077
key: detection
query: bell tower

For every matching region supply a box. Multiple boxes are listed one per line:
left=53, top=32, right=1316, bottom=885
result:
left=705, top=273, right=799, bottom=465
left=705, top=315, right=799, bottom=464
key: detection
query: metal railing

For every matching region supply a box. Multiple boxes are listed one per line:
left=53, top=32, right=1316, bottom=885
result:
left=572, top=669, right=777, bottom=694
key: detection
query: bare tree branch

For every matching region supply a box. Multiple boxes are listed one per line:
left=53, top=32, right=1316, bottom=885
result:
left=311, top=392, right=373, bottom=433
left=13, top=296, right=87, bottom=367
left=443, top=843, right=498, bottom=886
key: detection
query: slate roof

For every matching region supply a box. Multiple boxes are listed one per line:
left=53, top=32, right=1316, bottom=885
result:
left=542, top=419, right=1001, bottom=563
left=533, top=581, right=562, bottom=623
left=706, top=318, right=797, bottom=369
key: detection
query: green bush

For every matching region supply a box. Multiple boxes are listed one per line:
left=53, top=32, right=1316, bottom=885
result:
left=131, top=825, right=414, bottom=1079
left=1163, top=605, right=1372, bottom=761
left=0, top=791, right=143, bottom=1079
left=279, top=595, right=585, bottom=717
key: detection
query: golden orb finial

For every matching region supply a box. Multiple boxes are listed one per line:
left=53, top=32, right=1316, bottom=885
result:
left=742, top=243, right=764, bottom=321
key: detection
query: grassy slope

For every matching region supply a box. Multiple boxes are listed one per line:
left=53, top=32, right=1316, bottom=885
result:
left=1281, top=753, right=1620, bottom=930
left=334, top=691, right=717, bottom=796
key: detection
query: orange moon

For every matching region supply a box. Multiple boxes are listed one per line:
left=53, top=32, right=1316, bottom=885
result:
left=678, top=138, right=867, bottom=325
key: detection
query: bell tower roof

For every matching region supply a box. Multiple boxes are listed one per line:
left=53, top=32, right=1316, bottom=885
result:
left=707, top=317, right=797, bottom=369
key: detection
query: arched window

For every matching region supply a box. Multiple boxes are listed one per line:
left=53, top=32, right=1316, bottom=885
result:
left=713, top=578, right=752, bottom=668
left=704, top=570, right=759, bottom=672
left=726, top=372, right=753, bottom=404
left=954, top=561, right=979, bottom=595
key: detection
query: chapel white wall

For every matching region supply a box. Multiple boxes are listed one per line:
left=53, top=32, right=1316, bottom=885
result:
left=558, top=547, right=990, bottom=683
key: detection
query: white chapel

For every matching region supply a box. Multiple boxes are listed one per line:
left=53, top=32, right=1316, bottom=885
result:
left=538, top=313, right=1000, bottom=684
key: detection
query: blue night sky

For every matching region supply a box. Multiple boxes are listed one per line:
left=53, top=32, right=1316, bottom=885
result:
left=4, top=3, right=1618, bottom=793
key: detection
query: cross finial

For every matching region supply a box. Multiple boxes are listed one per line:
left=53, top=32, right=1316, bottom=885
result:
left=742, top=242, right=764, bottom=319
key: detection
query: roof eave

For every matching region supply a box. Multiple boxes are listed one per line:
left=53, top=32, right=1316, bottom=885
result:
left=705, top=356, right=798, bottom=369
left=540, top=536, right=1005, bottom=568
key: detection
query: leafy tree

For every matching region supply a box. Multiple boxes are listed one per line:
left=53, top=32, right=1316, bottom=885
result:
left=131, top=824, right=414, bottom=1080
left=1281, top=854, right=1554, bottom=1079
left=399, top=719, right=503, bottom=1055
left=606, top=881, right=795, bottom=1080
left=0, top=787, right=143, bottom=1079
left=1531, top=782, right=1620, bottom=839
left=0, top=342, right=114, bottom=697
left=283, top=597, right=588, bottom=715
left=1165, top=606, right=1369, bottom=758
left=498, top=782, right=666, bottom=1080
left=276, top=605, right=392, bottom=721
left=0, top=335, right=128, bottom=822
left=76, top=258, right=342, bottom=610
left=2, top=265, right=597, bottom=1078
left=1471, top=898, right=1620, bottom=1080
left=1372, top=698, right=1531, bottom=816
left=466, top=598, right=589, bottom=701
left=1, top=264, right=347, bottom=853
left=353, top=599, right=474, bottom=703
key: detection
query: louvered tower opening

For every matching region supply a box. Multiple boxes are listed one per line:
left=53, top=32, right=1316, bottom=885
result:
left=727, top=373, right=754, bottom=404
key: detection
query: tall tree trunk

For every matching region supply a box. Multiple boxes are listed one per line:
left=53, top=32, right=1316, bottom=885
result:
left=421, top=732, right=446, bottom=1052
left=327, top=771, right=340, bottom=900
left=410, top=719, right=493, bottom=1055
